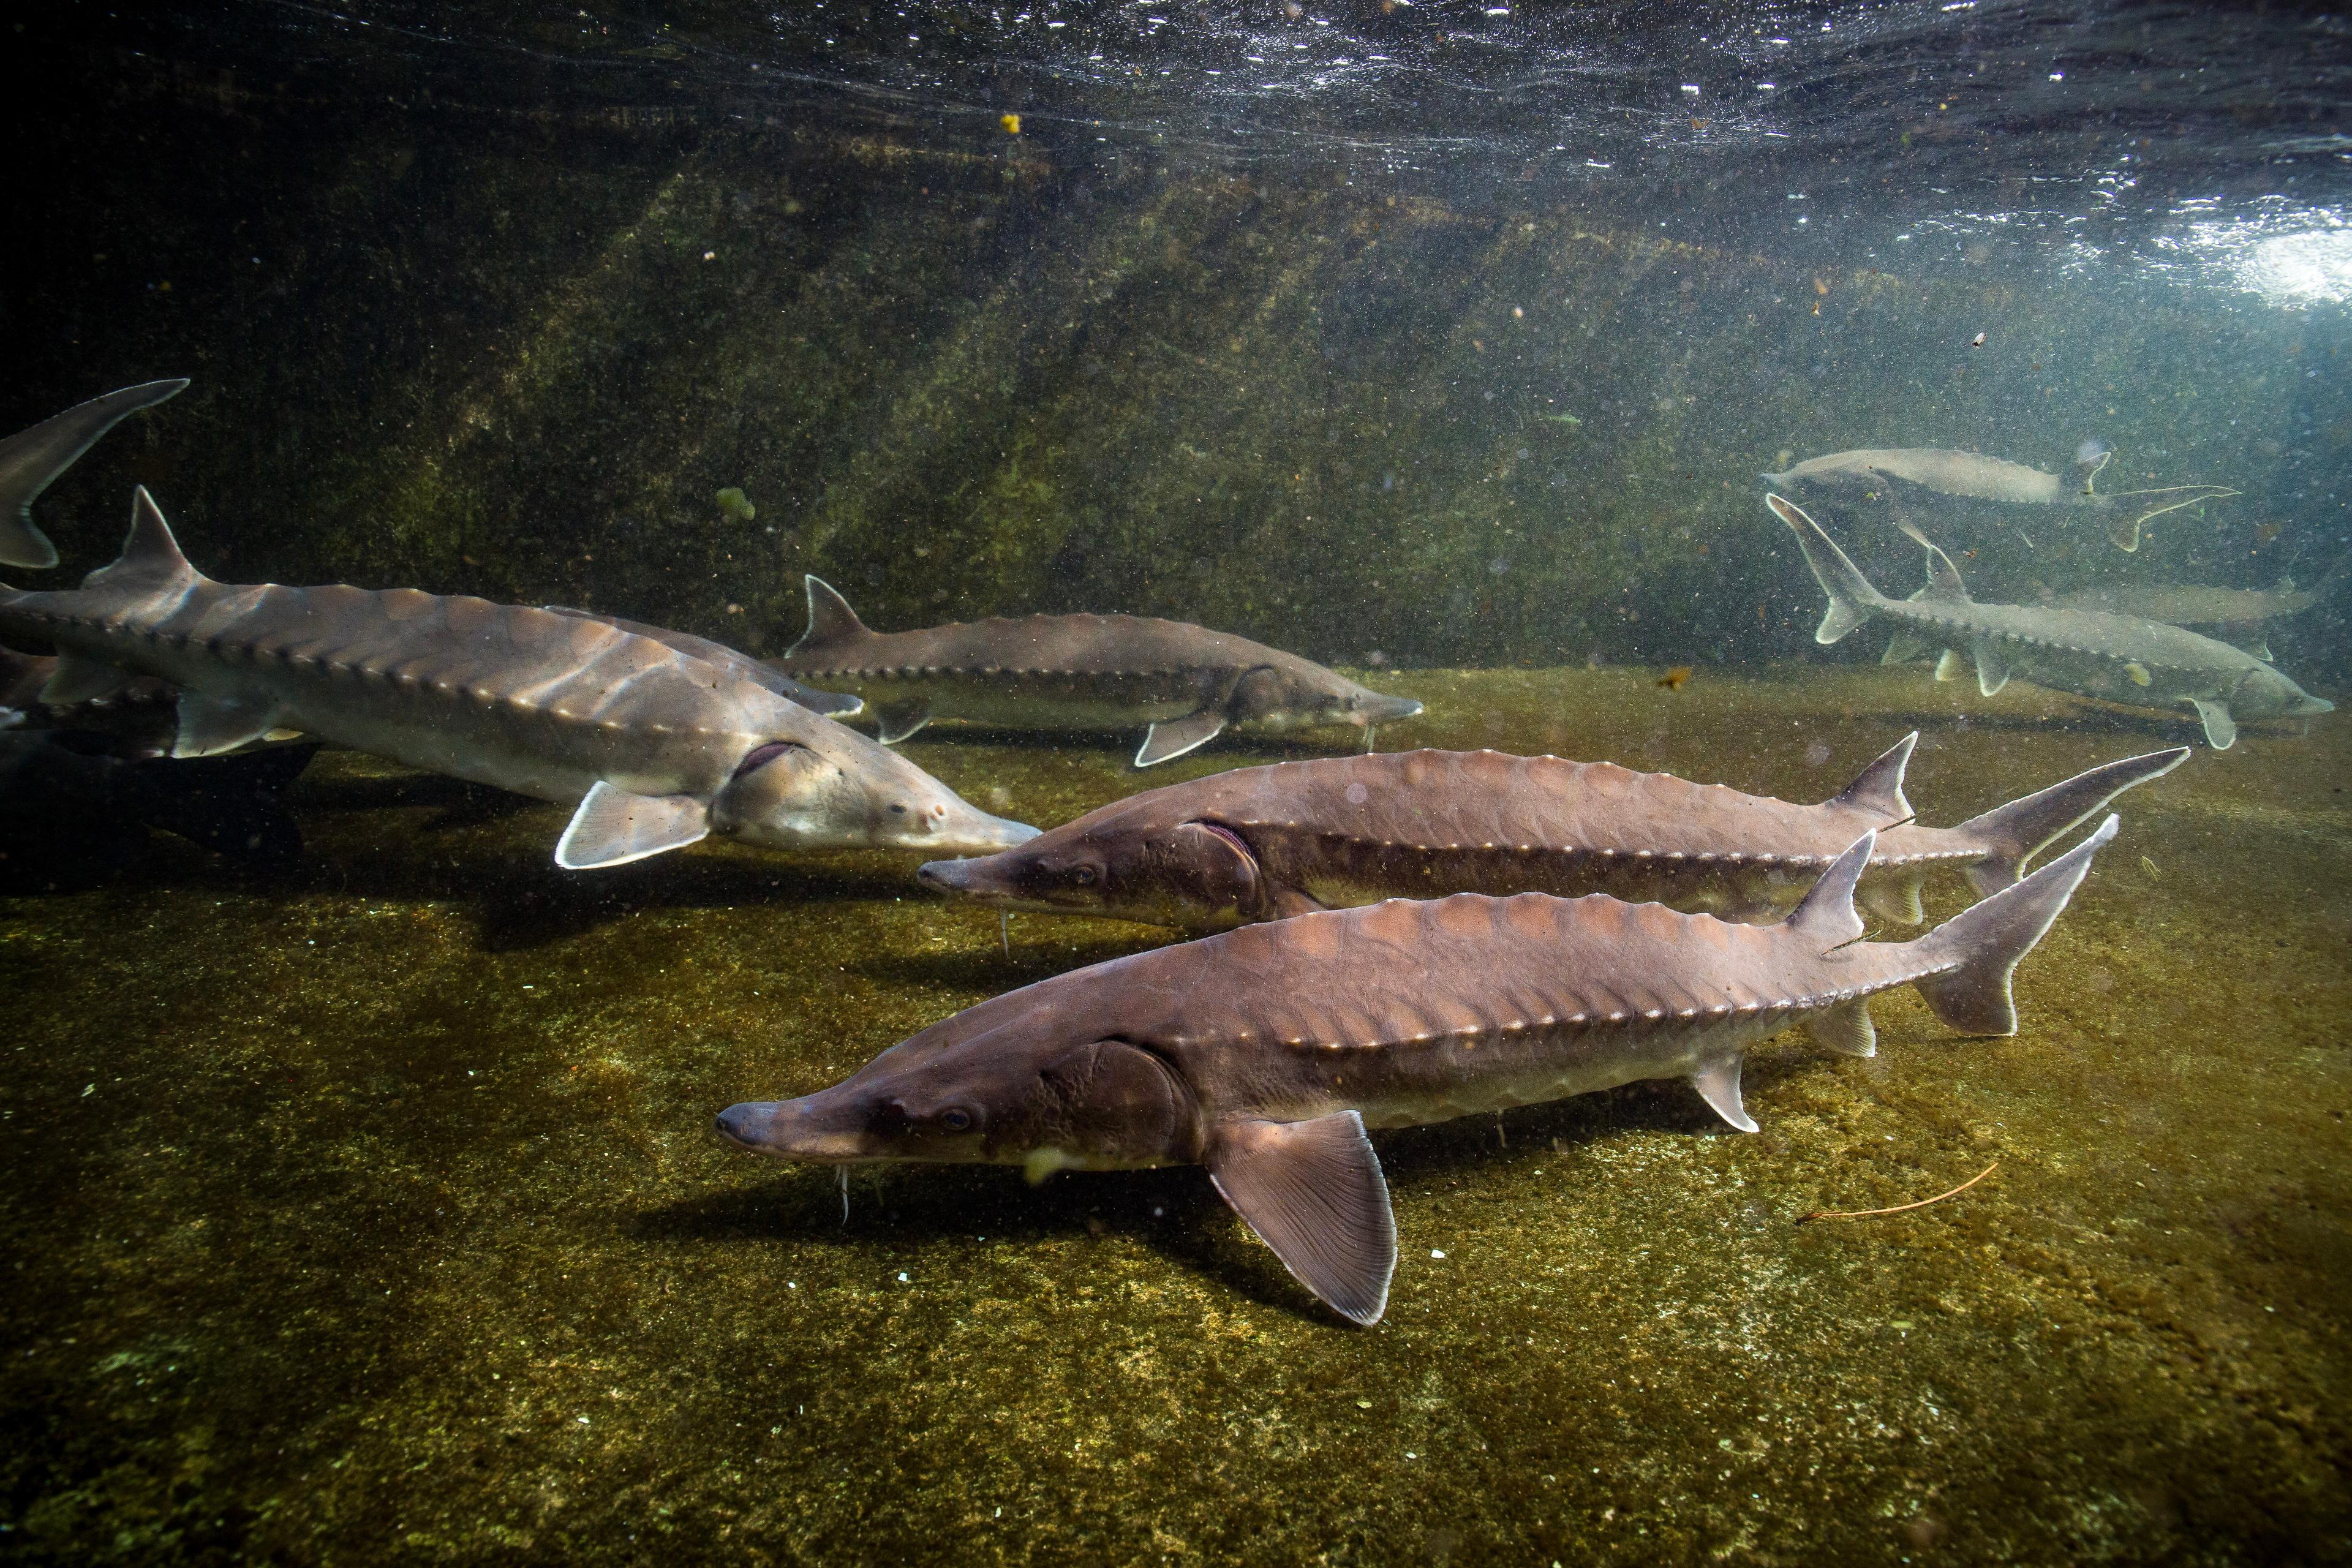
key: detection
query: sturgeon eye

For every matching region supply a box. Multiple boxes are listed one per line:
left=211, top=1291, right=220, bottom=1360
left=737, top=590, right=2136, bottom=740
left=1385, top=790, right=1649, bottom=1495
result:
left=938, top=1108, right=973, bottom=1132
left=1070, top=865, right=1098, bottom=886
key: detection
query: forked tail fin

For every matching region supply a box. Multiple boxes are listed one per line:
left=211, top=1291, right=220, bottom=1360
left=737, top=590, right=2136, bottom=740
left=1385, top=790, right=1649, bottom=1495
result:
left=1911, top=815, right=2119, bottom=1036
left=1766, top=493, right=1887, bottom=644
left=0, top=379, right=189, bottom=570
left=1953, top=749, right=2188, bottom=897
left=2100, top=486, right=2238, bottom=552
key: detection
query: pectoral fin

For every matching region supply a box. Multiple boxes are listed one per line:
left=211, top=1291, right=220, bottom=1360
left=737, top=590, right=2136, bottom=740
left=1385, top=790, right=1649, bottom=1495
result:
left=1207, top=1110, right=1395, bottom=1326
left=554, top=781, right=710, bottom=869
left=1933, top=648, right=1967, bottom=684
left=1973, top=641, right=2010, bottom=697
left=1690, top=1055, right=1759, bottom=1133
left=872, top=701, right=931, bottom=744
left=1267, top=885, right=1327, bottom=919
left=39, top=650, right=138, bottom=705
left=1802, top=998, right=1878, bottom=1058
left=2190, top=698, right=2237, bottom=750
left=1136, top=710, right=1226, bottom=767
left=171, top=692, right=285, bottom=758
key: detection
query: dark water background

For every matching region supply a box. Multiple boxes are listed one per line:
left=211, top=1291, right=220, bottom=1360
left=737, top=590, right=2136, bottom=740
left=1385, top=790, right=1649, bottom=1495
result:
left=4, top=1, right=2349, bottom=674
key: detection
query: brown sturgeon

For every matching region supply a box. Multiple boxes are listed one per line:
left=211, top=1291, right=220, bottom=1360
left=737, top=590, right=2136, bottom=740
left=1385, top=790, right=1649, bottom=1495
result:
left=720, top=818, right=2120, bottom=1324
left=917, top=737, right=2184, bottom=930
left=1761, top=445, right=2235, bottom=552
left=541, top=605, right=864, bottom=717
left=0, top=489, right=1038, bottom=866
left=769, top=576, right=1423, bottom=766
left=0, top=380, right=189, bottom=570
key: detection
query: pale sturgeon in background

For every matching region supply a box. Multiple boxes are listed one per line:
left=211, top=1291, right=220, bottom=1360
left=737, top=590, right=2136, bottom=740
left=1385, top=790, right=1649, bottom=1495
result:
left=769, top=576, right=1423, bottom=766
left=918, top=737, right=2184, bottom=929
left=720, top=818, right=2121, bottom=1325
left=1772, top=494, right=2331, bottom=750
left=0, top=380, right=189, bottom=569
left=0, top=489, right=1038, bottom=867
left=1762, top=445, right=2236, bottom=551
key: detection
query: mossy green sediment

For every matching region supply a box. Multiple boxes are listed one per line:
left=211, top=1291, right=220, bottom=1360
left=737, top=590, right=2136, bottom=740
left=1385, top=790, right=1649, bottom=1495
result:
left=3, top=666, right=2344, bottom=1561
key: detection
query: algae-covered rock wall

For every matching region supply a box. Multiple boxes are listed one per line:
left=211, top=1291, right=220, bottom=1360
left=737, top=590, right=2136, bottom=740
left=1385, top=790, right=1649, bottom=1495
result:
left=9, top=48, right=2348, bottom=679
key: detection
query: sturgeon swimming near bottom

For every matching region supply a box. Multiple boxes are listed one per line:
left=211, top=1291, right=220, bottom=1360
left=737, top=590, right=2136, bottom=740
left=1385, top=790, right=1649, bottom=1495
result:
left=0, top=489, right=1039, bottom=866
left=919, top=737, right=2183, bottom=930
left=719, top=816, right=2120, bottom=1325
left=1771, top=494, right=2332, bottom=750
left=769, top=576, right=1424, bottom=766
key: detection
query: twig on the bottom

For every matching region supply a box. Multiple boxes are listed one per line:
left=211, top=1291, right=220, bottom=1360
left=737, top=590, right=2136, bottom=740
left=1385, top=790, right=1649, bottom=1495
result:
left=1797, top=1159, right=1999, bottom=1224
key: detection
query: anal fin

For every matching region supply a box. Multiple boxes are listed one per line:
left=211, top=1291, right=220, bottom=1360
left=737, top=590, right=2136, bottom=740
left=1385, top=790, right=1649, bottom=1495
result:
left=1207, top=1110, right=1395, bottom=1326
left=1856, top=874, right=1926, bottom=925
left=1881, top=630, right=1932, bottom=665
left=1972, top=641, right=2011, bottom=697
left=40, top=650, right=138, bottom=706
left=2189, top=698, right=2237, bottom=750
left=554, top=780, right=710, bottom=869
left=1136, top=710, right=1226, bottom=767
left=1691, top=1055, right=1759, bottom=1133
left=873, top=701, right=931, bottom=745
left=1802, top=998, right=1878, bottom=1058
left=1933, top=648, right=1967, bottom=684
left=172, top=691, right=285, bottom=758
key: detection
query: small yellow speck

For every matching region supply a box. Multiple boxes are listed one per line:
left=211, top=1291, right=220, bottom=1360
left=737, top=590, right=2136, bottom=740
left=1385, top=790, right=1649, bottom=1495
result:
left=1000, top=113, right=1022, bottom=135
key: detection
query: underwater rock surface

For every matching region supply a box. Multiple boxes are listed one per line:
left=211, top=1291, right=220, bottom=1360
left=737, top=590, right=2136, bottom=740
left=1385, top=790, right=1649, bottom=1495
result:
left=3, top=667, right=2344, bottom=1561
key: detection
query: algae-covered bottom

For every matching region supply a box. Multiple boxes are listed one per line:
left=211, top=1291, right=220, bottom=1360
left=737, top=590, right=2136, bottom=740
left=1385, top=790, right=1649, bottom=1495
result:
left=2, top=666, right=2346, bottom=1564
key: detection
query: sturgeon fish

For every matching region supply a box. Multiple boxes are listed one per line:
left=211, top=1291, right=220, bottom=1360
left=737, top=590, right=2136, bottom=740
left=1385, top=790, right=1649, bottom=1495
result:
left=1761, top=445, right=2235, bottom=552
left=0, top=489, right=1038, bottom=866
left=719, top=818, right=2119, bottom=1324
left=1772, top=494, right=2331, bottom=750
left=769, top=576, right=1424, bottom=766
left=917, top=738, right=2184, bottom=930
left=2040, top=566, right=2345, bottom=662
left=0, top=380, right=189, bottom=569
left=541, top=605, right=863, bottom=717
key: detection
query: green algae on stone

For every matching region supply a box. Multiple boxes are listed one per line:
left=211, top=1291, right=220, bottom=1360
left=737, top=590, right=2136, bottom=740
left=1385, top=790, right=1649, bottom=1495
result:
left=1, top=665, right=2345, bottom=1562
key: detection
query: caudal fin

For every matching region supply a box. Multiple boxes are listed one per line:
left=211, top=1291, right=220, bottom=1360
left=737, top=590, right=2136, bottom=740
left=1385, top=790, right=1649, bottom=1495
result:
left=0, top=380, right=189, bottom=570
left=1911, top=815, right=2118, bottom=1036
left=1954, top=749, right=2189, bottom=897
left=1766, top=493, right=1887, bottom=644
left=2101, top=486, right=2238, bottom=552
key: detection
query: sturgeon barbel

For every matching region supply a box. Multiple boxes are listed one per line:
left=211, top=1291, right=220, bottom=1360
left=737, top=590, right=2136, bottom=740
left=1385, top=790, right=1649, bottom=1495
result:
left=720, top=819, right=2120, bottom=1324
left=0, top=489, right=1038, bottom=866
left=770, top=576, right=1423, bottom=766
left=1761, top=445, right=2235, bottom=552
left=1772, top=494, right=2331, bottom=750
left=918, top=737, right=2183, bottom=929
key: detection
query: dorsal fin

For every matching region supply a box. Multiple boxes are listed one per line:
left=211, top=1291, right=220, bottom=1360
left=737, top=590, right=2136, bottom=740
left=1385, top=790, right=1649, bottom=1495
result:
left=1893, top=518, right=1971, bottom=602
left=789, top=576, right=870, bottom=656
left=1825, top=733, right=1917, bottom=820
left=83, top=486, right=199, bottom=594
left=1786, top=829, right=1874, bottom=950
